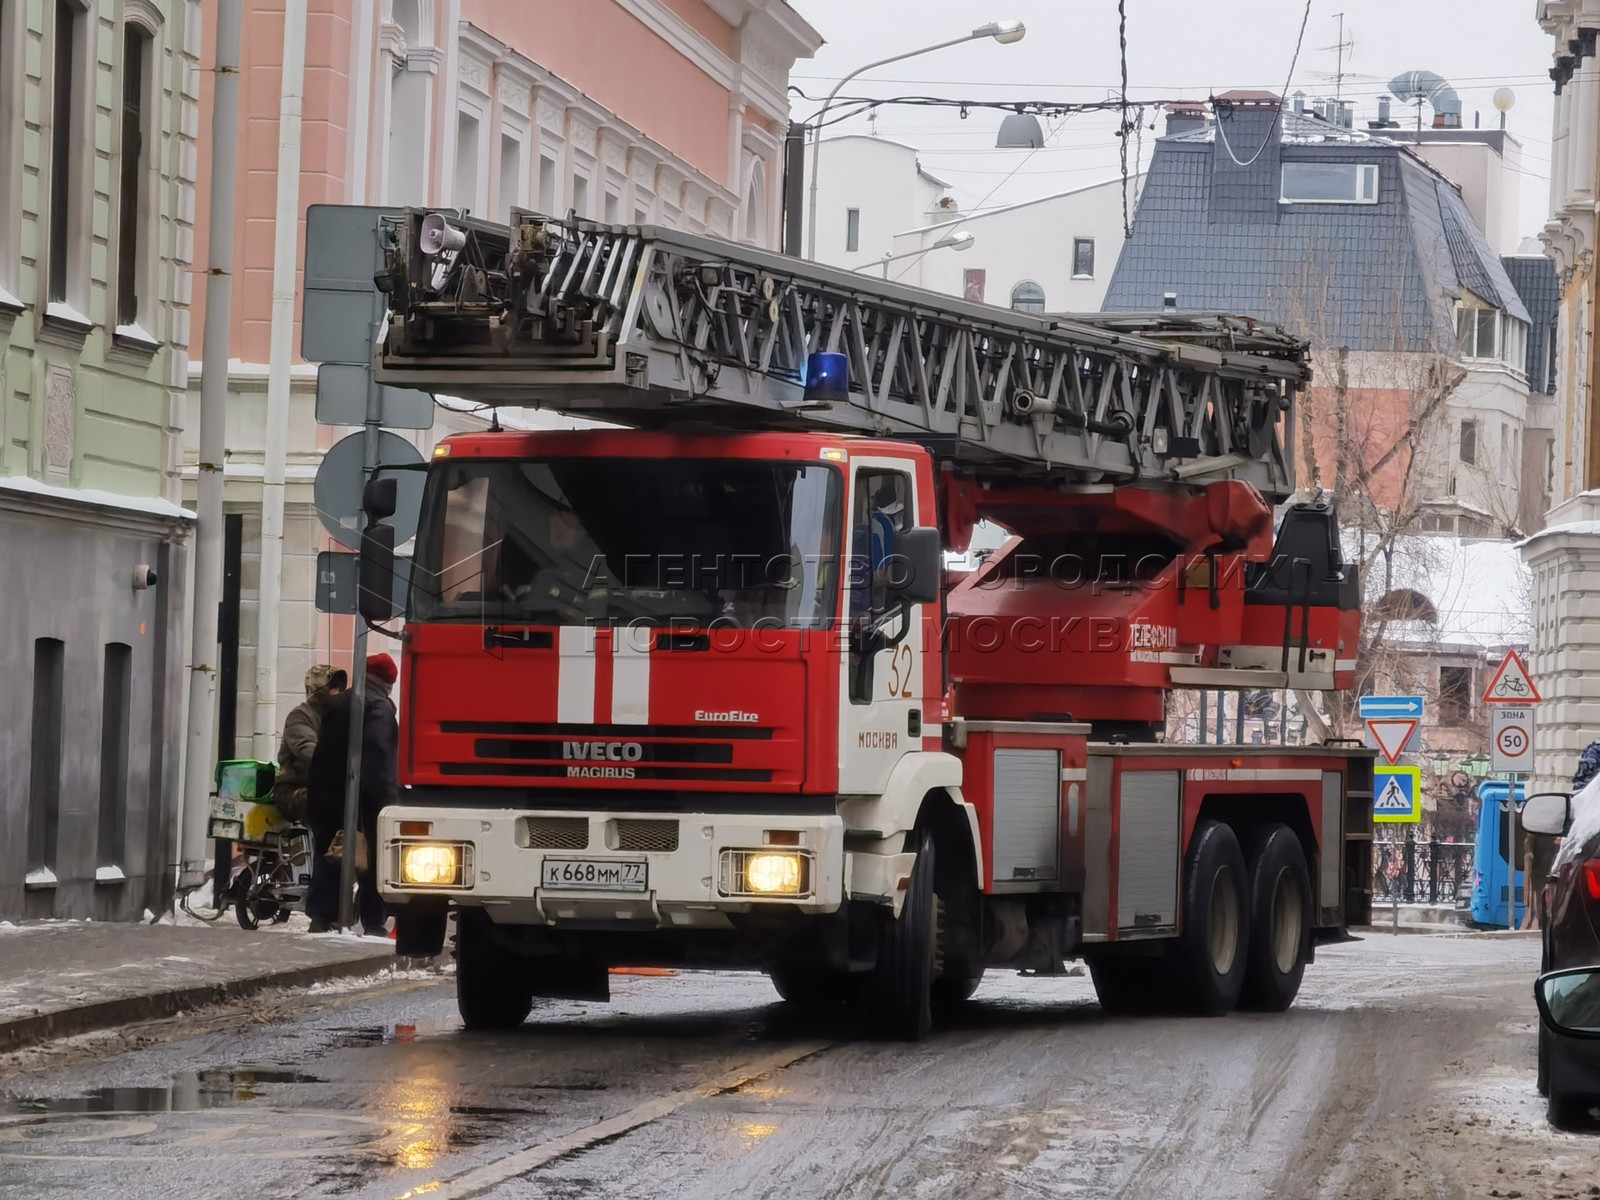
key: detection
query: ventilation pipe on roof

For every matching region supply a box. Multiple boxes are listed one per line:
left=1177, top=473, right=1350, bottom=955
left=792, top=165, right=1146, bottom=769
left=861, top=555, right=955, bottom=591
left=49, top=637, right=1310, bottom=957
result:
left=1376, top=96, right=1392, bottom=127
left=1388, top=70, right=1463, bottom=129
left=1292, top=90, right=1306, bottom=115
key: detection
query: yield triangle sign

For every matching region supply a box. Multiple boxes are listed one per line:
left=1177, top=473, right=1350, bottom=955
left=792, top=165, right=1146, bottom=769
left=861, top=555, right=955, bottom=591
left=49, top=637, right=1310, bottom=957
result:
left=1483, top=649, right=1541, bottom=704
left=1367, top=718, right=1417, bottom=764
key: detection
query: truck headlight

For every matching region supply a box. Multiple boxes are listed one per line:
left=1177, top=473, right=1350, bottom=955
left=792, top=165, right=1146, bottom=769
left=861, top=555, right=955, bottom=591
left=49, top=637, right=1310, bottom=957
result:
left=720, top=849, right=810, bottom=897
left=401, top=843, right=461, bottom=886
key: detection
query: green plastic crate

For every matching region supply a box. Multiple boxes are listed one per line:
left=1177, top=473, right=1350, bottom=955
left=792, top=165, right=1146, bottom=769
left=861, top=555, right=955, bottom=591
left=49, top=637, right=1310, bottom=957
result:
left=215, top=759, right=276, bottom=802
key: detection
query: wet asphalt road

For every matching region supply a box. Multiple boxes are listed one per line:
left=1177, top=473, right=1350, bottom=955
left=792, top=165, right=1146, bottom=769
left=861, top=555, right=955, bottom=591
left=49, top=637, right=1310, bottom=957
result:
left=0, top=933, right=1594, bottom=1200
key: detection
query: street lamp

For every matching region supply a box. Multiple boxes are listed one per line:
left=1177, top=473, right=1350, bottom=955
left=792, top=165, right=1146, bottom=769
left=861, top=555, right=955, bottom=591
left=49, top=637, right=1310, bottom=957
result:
left=806, top=21, right=1026, bottom=261
left=855, top=230, right=976, bottom=278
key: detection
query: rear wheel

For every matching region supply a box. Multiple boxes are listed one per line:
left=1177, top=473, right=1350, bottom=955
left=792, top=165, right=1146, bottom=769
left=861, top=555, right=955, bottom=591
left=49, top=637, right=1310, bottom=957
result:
left=1172, top=820, right=1249, bottom=1016
left=1238, top=825, right=1312, bottom=1012
left=865, top=829, right=938, bottom=1041
left=455, top=910, right=534, bottom=1031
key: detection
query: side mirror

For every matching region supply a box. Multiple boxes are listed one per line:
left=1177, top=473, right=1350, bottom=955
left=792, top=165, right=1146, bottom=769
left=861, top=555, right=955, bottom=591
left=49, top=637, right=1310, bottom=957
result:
left=364, top=476, right=398, bottom=522
left=884, top=527, right=943, bottom=606
left=1520, top=792, right=1572, bottom=837
left=359, top=521, right=398, bottom=624
left=1536, top=968, right=1600, bottom=1039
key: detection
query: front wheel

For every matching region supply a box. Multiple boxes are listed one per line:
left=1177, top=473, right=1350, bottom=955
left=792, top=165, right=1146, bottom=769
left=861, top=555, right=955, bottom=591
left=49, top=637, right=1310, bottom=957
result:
left=865, top=829, right=938, bottom=1041
left=1172, top=820, right=1249, bottom=1016
left=455, top=910, right=534, bottom=1031
left=770, top=963, right=856, bottom=1009
left=1238, top=825, right=1312, bottom=1012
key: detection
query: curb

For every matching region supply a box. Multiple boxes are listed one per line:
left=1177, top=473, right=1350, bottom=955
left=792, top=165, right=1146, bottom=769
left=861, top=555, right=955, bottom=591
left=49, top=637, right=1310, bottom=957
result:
left=0, top=948, right=400, bottom=1055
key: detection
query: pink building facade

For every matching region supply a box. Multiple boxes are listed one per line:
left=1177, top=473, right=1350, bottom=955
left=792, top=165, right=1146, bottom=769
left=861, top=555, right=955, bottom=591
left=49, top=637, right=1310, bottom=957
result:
left=183, top=0, right=821, bottom=760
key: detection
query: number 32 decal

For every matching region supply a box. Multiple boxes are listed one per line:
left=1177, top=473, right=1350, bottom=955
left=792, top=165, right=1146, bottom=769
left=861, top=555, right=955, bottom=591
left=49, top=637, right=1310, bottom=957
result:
left=886, top=644, right=914, bottom=699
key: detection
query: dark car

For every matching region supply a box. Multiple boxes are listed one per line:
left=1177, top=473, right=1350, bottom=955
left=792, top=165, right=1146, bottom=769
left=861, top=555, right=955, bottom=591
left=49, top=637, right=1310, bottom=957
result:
left=1523, top=781, right=1600, bottom=1129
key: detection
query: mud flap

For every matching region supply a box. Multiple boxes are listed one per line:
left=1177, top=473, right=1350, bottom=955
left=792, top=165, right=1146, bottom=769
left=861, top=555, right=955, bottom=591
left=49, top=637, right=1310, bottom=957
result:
left=528, top=958, right=611, bottom=1002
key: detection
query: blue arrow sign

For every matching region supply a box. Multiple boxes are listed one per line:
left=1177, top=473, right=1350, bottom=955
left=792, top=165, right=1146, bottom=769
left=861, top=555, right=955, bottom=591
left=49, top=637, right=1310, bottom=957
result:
left=1359, top=695, right=1424, bottom=720
left=1373, top=765, right=1422, bottom=824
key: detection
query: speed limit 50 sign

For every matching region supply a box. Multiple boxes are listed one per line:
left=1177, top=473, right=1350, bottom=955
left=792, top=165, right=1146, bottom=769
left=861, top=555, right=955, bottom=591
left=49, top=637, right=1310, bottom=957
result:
left=1490, top=705, right=1535, bottom=773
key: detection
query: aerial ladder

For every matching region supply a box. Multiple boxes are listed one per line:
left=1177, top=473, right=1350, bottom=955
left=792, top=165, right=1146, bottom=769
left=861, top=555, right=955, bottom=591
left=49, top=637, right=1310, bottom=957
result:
left=347, top=208, right=1373, bottom=1039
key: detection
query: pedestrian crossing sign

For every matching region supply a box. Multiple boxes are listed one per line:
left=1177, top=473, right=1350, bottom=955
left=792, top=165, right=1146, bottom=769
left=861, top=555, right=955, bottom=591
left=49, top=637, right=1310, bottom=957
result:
left=1373, top=765, right=1421, bottom=824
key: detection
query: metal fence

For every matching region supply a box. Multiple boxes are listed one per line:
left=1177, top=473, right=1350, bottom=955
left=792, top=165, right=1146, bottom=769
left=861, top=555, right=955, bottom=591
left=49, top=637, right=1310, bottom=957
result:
left=1373, top=838, right=1474, bottom=906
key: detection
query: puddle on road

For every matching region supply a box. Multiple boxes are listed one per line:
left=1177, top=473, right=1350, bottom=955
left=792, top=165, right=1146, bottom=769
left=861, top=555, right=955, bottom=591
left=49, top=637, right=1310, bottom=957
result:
left=10, top=1066, right=325, bottom=1113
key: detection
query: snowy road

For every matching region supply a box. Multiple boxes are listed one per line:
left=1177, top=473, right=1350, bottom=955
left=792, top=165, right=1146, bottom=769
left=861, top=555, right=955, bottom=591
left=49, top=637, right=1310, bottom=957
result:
left=0, top=933, right=1592, bottom=1199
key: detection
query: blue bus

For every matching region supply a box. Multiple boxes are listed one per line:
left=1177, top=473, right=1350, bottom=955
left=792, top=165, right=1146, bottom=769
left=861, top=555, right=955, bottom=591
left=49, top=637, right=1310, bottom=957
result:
left=1470, top=779, right=1526, bottom=927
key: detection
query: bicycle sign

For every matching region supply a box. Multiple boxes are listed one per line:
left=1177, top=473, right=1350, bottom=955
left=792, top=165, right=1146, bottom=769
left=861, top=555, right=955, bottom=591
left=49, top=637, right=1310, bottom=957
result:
left=1483, top=649, right=1541, bottom=704
left=1490, top=706, right=1535, bottom=773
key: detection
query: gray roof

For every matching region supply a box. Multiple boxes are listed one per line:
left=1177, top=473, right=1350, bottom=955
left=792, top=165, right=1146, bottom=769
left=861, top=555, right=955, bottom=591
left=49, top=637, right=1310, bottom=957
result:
left=1502, top=254, right=1559, bottom=393
left=1102, top=106, right=1529, bottom=351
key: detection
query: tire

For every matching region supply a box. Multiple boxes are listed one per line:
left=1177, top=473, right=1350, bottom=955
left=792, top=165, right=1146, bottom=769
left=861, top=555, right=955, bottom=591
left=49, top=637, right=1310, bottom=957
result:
left=1238, top=825, right=1312, bottom=1012
left=931, top=972, right=984, bottom=1009
left=1537, top=1023, right=1551, bottom=1097
left=455, top=910, right=534, bottom=1031
left=1547, top=1085, right=1598, bottom=1130
left=865, top=828, right=938, bottom=1041
left=1172, top=820, right=1250, bottom=1016
left=233, top=867, right=260, bottom=931
left=1088, top=956, right=1170, bottom=1016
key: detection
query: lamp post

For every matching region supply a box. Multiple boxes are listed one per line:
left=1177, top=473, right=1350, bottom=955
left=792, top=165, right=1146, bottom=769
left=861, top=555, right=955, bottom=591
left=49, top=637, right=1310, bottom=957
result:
left=806, top=21, right=1025, bottom=261
left=856, top=230, right=976, bottom=279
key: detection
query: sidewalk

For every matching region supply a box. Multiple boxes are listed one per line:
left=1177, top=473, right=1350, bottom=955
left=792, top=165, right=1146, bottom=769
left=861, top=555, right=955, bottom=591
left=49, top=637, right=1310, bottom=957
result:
left=0, top=918, right=403, bottom=1053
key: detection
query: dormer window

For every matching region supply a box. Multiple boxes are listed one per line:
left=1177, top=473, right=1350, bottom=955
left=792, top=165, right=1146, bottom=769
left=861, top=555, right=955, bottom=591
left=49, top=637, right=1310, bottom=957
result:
left=1280, top=162, right=1379, bottom=204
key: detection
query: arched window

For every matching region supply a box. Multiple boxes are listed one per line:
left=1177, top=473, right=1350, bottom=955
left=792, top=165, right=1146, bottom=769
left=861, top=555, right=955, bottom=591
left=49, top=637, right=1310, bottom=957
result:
left=743, top=159, right=767, bottom=247
left=1010, top=280, right=1046, bottom=314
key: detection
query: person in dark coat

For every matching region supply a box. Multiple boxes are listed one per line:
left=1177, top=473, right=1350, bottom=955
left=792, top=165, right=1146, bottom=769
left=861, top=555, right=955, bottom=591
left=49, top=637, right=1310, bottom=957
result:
left=272, top=665, right=346, bottom=822
left=306, top=654, right=400, bottom=934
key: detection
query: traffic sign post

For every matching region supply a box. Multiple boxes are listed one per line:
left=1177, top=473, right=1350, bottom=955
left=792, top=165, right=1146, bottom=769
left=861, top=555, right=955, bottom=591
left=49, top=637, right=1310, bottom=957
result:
left=1483, top=651, right=1540, bottom=932
left=303, top=204, right=425, bottom=932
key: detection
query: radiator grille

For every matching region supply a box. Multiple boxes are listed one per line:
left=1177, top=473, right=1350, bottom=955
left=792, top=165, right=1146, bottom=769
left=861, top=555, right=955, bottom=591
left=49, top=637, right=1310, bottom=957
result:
left=613, top=818, right=679, bottom=853
left=522, top=817, right=589, bottom=850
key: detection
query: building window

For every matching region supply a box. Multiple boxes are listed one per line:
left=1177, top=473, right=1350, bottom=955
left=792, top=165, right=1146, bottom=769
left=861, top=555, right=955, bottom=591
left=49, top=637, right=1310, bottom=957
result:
left=1072, top=238, right=1095, bottom=278
left=573, top=172, right=590, bottom=219
left=845, top=207, right=860, bottom=253
left=604, top=190, right=620, bottom=224
left=0, top=0, right=24, bottom=303
left=29, top=638, right=65, bottom=875
left=538, top=152, right=557, bottom=214
left=48, top=0, right=90, bottom=311
left=1459, top=419, right=1477, bottom=465
left=1439, top=666, right=1472, bottom=725
left=1011, top=280, right=1046, bottom=314
left=963, top=268, right=987, bottom=303
left=98, top=643, right=132, bottom=869
left=117, top=21, right=154, bottom=331
left=497, top=133, right=521, bottom=221
left=1280, top=161, right=1379, bottom=204
left=454, top=111, right=481, bottom=212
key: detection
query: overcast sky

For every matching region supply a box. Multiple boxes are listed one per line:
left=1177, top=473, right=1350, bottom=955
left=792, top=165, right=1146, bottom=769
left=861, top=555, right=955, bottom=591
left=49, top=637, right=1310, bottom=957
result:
left=791, top=0, right=1557, bottom=241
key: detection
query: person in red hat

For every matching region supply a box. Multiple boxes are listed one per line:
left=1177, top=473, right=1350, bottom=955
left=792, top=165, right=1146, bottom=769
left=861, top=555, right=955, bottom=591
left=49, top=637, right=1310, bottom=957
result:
left=306, top=653, right=401, bottom=934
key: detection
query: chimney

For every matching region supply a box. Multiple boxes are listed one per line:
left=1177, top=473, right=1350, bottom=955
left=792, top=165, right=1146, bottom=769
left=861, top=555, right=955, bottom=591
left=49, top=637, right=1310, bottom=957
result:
left=1377, top=96, right=1392, bottom=126
left=1292, top=90, right=1307, bottom=116
left=1164, top=101, right=1208, bottom=138
left=1209, top=91, right=1284, bottom=222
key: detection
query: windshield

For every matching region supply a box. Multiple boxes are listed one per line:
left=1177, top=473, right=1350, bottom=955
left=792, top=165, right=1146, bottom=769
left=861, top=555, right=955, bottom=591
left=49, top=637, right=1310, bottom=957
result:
left=410, top=457, right=843, bottom=628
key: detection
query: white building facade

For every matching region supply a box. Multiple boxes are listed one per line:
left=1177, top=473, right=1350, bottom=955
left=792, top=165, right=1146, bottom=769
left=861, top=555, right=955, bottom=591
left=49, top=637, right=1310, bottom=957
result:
left=1523, top=1, right=1600, bottom=795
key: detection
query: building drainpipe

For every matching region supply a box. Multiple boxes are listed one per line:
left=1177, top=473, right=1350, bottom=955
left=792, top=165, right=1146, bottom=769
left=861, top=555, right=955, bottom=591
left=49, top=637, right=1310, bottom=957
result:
left=254, top=0, right=310, bottom=761
left=179, top=0, right=244, bottom=891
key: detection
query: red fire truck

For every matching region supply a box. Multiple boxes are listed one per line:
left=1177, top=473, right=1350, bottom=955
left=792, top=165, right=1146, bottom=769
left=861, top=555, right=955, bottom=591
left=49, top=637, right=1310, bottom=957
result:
left=345, top=209, right=1375, bottom=1039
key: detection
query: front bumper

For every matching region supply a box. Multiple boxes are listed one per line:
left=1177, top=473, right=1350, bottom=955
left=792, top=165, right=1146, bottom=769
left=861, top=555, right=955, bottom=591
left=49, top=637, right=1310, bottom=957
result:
left=377, top=806, right=847, bottom=928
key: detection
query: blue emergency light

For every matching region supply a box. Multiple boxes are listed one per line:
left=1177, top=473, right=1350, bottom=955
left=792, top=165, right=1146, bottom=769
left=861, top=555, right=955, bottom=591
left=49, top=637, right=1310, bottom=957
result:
left=804, top=352, right=849, bottom=405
